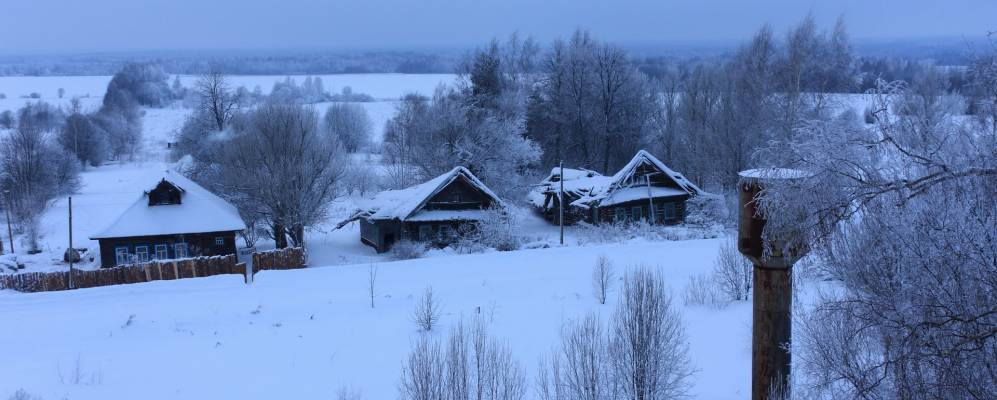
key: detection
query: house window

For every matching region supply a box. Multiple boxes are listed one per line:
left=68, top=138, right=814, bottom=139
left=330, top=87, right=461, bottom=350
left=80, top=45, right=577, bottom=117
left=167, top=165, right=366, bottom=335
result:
left=135, top=245, right=150, bottom=262
left=439, top=225, right=452, bottom=241
left=155, top=244, right=168, bottom=260
left=655, top=203, right=666, bottom=223
left=614, top=208, right=626, bottom=223
left=631, top=206, right=643, bottom=221
left=419, top=225, right=433, bottom=241
left=174, top=242, right=188, bottom=258
left=115, top=247, right=129, bottom=266
left=663, top=203, right=677, bottom=220
left=214, top=236, right=224, bottom=246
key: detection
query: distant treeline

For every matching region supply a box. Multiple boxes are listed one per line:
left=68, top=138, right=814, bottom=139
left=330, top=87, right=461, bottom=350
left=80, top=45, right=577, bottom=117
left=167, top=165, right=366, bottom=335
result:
left=0, top=50, right=461, bottom=76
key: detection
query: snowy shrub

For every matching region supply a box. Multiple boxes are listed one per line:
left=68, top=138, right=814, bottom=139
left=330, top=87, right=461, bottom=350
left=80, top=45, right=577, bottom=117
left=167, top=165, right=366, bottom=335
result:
left=412, top=286, right=442, bottom=331
left=455, top=206, right=524, bottom=253
left=712, top=238, right=752, bottom=302
left=389, top=240, right=426, bottom=260
left=335, top=385, right=364, bottom=400
left=400, top=319, right=526, bottom=400
left=540, top=267, right=694, bottom=399
left=685, top=193, right=729, bottom=227
left=592, top=255, right=615, bottom=305
left=682, top=273, right=725, bottom=308
left=7, top=389, right=42, bottom=400
left=575, top=220, right=724, bottom=246
left=342, top=163, right=382, bottom=197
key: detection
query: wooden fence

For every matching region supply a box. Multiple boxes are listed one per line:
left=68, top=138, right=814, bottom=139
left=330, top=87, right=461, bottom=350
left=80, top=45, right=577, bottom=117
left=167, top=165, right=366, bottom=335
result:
left=0, top=255, right=246, bottom=293
left=252, top=247, right=307, bottom=272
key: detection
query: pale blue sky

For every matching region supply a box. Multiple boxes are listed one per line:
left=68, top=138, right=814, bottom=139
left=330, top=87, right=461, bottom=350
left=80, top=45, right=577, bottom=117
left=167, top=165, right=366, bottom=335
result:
left=3, top=0, right=994, bottom=52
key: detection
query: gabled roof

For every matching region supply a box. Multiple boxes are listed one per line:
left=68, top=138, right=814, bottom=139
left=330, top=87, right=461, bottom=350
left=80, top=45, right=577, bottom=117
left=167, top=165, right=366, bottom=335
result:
left=527, top=167, right=614, bottom=208
left=339, top=167, right=503, bottom=226
left=528, top=150, right=702, bottom=210
left=90, top=171, right=246, bottom=239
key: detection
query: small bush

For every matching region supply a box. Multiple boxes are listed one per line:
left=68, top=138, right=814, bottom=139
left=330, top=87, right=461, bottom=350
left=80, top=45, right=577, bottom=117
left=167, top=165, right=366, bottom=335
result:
left=712, top=238, right=752, bottom=301
left=682, top=273, right=725, bottom=308
left=592, top=255, right=615, bottom=305
left=7, top=389, right=42, bottom=400
left=389, top=240, right=426, bottom=260
left=455, top=206, right=524, bottom=252
left=412, top=286, right=442, bottom=331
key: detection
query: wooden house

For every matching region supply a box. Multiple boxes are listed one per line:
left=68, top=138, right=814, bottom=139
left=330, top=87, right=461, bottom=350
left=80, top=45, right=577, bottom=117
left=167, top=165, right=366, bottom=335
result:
left=90, top=171, right=246, bottom=268
left=337, top=167, right=504, bottom=253
left=528, top=150, right=701, bottom=225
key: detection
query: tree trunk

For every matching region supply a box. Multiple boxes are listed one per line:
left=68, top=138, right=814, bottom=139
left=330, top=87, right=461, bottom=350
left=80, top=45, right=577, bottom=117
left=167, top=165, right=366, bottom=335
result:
left=289, top=224, right=305, bottom=248
left=273, top=222, right=288, bottom=249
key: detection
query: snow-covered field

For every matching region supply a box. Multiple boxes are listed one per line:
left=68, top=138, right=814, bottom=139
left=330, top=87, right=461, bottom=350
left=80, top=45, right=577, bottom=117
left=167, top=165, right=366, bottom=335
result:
left=0, top=238, right=788, bottom=400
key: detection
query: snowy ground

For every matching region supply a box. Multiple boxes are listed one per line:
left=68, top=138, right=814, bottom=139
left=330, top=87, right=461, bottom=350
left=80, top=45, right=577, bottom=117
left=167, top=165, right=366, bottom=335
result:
left=0, top=238, right=807, bottom=400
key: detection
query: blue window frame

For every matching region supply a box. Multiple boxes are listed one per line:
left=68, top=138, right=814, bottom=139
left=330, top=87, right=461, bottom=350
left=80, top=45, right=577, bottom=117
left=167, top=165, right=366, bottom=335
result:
left=115, top=247, right=130, bottom=266
left=135, top=245, right=150, bottom=262
left=664, top=203, right=677, bottom=220
left=154, top=244, right=168, bottom=260
left=614, top=207, right=626, bottom=223
left=174, top=242, right=188, bottom=258
left=631, top=206, right=643, bottom=221
left=214, top=237, right=224, bottom=246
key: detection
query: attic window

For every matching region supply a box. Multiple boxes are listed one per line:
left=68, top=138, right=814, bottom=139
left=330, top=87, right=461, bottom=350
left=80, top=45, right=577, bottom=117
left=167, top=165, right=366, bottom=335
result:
left=148, top=179, right=184, bottom=206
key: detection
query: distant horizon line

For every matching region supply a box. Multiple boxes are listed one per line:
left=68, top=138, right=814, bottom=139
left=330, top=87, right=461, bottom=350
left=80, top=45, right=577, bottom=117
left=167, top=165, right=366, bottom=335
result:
left=0, top=34, right=990, bottom=58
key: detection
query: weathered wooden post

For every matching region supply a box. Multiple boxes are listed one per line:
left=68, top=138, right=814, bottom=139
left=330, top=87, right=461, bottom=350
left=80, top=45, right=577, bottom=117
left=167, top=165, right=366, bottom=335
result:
left=738, top=168, right=809, bottom=400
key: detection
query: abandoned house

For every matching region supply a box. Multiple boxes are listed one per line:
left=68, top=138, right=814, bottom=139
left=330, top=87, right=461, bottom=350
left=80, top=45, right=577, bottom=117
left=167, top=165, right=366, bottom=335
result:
left=90, top=171, right=246, bottom=268
left=337, top=166, right=504, bottom=253
left=528, top=150, right=702, bottom=225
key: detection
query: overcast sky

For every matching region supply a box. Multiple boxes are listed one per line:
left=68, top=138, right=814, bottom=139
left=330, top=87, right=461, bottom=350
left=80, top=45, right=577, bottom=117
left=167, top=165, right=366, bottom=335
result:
left=3, top=0, right=994, bottom=53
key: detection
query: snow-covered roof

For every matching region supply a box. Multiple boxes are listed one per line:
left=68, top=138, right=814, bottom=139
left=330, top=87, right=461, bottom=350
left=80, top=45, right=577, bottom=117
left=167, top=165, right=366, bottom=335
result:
left=738, top=168, right=810, bottom=181
left=529, top=150, right=701, bottom=210
left=527, top=168, right=614, bottom=208
left=340, top=167, right=503, bottom=226
left=90, top=171, right=246, bottom=239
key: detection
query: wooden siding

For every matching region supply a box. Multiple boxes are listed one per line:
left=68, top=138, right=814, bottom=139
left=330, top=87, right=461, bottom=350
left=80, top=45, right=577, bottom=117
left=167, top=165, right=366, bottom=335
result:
left=97, top=231, right=239, bottom=268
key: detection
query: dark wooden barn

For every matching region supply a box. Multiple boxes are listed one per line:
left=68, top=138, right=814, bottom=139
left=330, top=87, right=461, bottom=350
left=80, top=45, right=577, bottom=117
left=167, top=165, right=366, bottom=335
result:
left=528, top=150, right=702, bottom=226
left=90, top=172, right=246, bottom=268
left=337, top=167, right=504, bottom=253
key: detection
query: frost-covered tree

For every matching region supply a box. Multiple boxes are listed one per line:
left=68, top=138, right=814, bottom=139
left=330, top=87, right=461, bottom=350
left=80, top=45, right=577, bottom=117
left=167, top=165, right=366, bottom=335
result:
left=103, top=62, right=172, bottom=107
left=322, top=103, right=372, bottom=153
left=58, top=109, right=108, bottom=167
left=213, top=102, right=345, bottom=248
left=758, top=76, right=997, bottom=398
left=0, top=116, right=80, bottom=252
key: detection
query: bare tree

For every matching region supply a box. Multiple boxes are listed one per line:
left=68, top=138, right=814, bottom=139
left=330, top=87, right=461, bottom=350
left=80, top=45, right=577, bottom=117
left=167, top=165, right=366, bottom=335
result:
left=711, top=238, right=751, bottom=302
left=215, top=102, right=346, bottom=248
left=195, top=71, right=240, bottom=132
left=368, top=263, right=378, bottom=309
left=323, top=103, right=372, bottom=153
left=401, top=318, right=526, bottom=400
left=413, top=286, right=442, bottom=331
left=0, top=115, right=80, bottom=252
left=400, top=335, right=445, bottom=400
left=611, top=267, right=694, bottom=400
left=592, top=255, right=615, bottom=305
left=537, top=313, right=615, bottom=400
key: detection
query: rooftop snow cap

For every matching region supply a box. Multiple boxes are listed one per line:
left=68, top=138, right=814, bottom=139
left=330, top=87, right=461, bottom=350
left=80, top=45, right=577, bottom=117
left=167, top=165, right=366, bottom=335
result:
left=341, top=166, right=504, bottom=225
left=90, top=170, right=246, bottom=240
left=530, top=150, right=702, bottom=210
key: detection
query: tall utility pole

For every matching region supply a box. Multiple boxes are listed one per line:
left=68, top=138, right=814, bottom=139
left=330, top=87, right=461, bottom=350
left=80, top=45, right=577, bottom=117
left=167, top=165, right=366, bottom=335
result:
left=68, top=196, right=75, bottom=289
left=559, top=160, right=564, bottom=245
left=3, top=190, right=13, bottom=255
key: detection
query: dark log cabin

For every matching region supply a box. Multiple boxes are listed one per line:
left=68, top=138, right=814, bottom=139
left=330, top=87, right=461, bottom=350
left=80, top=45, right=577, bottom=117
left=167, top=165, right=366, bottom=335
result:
left=528, top=150, right=702, bottom=226
left=337, top=167, right=504, bottom=253
left=90, top=171, right=246, bottom=268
